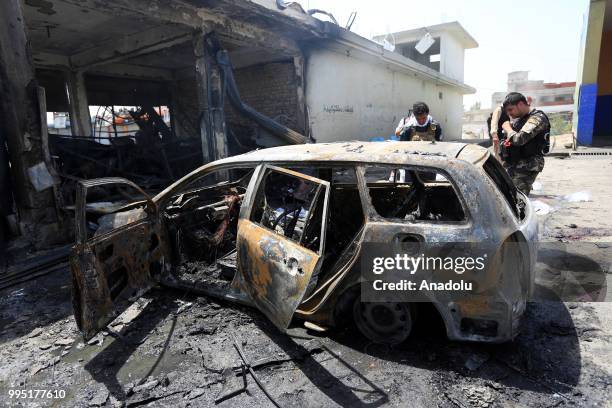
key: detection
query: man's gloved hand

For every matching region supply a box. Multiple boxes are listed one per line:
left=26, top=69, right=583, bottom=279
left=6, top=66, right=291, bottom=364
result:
left=400, top=126, right=414, bottom=140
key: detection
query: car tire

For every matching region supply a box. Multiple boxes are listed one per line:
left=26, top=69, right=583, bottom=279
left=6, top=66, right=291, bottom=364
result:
left=352, top=297, right=415, bottom=345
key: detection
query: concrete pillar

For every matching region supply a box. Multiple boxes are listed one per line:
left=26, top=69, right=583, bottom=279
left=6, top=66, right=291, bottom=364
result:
left=193, top=31, right=228, bottom=164
left=66, top=70, right=92, bottom=137
left=0, top=0, right=59, bottom=244
left=573, top=0, right=606, bottom=145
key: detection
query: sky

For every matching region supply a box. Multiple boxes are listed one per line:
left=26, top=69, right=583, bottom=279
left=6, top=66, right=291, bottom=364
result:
left=294, top=0, right=589, bottom=109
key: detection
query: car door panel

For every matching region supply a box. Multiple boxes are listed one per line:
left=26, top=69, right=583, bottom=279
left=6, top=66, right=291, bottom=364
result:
left=235, top=165, right=330, bottom=330
left=71, top=178, right=165, bottom=340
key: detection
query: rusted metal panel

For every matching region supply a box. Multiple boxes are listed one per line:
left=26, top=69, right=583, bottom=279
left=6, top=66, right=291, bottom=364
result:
left=236, top=220, right=320, bottom=330
left=71, top=177, right=165, bottom=340
left=234, top=164, right=330, bottom=330
left=71, top=220, right=164, bottom=340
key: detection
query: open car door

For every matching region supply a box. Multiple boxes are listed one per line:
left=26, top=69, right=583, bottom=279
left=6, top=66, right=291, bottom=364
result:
left=70, top=178, right=166, bottom=340
left=235, top=165, right=330, bottom=330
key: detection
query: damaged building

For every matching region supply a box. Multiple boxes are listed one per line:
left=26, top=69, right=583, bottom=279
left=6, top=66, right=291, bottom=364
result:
left=0, top=0, right=475, bottom=247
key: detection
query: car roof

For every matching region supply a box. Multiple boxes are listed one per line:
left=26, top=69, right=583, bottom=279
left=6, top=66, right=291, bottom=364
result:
left=154, top=142, right=490, bottom=203
left=214, top=141, right=489, bottom=167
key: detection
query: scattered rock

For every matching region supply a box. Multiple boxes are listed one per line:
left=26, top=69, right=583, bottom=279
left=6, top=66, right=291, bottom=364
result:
left=463, top=385, right=495, bottom=407
left=39, top=343, right=53, bottom=350
left=109, top=395, right=123, bottom=408
left=55, top=337, right=73, bottom=346
left=188, top=322, right=217, bottom=336
left=132, top=379, right=159, bottom=394
left=30, top=362, right=49, bottom=375
left=568, top=223, right=578, bottom=229
left=88, top=388, right=110, bottom=407
left=28, top=327, right=43, bottom=338
left=177, top=302, right=193, bottom=314
left=87, top=334, right=104, bottom=346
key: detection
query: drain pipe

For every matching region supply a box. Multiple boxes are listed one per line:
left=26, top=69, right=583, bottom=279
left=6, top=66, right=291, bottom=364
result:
left=216, top=50, right=308, bottom=145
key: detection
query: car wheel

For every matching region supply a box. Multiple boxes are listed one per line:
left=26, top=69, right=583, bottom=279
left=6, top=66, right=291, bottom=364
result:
left=352, top=298, right=414, bottom=344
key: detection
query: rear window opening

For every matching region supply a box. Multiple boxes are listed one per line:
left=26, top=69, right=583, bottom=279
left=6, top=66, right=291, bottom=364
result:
left=364, top=166, right=466, bottom=222
left=483, top=157, right=523, bottom=219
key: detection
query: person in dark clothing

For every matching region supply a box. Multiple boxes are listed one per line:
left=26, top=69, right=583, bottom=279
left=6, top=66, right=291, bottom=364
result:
left=499, top=92, right=551, bottom=196
left=396, top=102, right=443, bottom=141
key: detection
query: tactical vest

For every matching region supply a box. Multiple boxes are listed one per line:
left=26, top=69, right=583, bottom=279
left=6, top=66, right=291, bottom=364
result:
left=505, top=109, right=551, bottom=163
left=408, top=123, right=437, bottom=141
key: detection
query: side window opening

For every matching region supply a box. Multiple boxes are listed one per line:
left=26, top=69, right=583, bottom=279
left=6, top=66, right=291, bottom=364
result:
left=364, top=166, right=465, bottom=222
left=251, top=166, right=365, bottom=281
left=483, top=157, right=522, bottom=219
left=84, top=183, right=150, bottom=240
left=283, top=167, right=365, bottom=273
left=250, top=168, right=325, bottom=253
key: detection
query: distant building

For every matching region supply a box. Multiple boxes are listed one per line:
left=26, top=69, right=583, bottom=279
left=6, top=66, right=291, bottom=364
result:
left=491, top=71, right=576, bottom=115
left=374, top=22, right=478, bottom=84
left=371, top=22, right=478, bottom=139
left=462, top=108, right=492, bottom=140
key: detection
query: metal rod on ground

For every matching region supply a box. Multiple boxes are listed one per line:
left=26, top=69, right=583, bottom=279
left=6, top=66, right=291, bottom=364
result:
left=0, top=245, right=71, bottom=291
left=0, top=262, right=68, bottom=291
left=233, top=340, right=282, bottom=408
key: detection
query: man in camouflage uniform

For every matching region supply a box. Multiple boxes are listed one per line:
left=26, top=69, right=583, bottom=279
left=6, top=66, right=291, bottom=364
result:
left=499, top=92, right=550, bottom=196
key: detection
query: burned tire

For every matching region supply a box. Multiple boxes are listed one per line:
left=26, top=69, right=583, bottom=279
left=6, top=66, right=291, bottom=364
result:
left=352, top=298, right=414, bottom=345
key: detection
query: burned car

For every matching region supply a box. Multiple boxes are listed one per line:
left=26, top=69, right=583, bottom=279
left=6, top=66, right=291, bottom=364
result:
left=70, top=141, right=538, bottom=345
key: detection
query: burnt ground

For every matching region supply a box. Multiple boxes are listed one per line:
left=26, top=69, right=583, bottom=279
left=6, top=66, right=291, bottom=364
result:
left=1, top=154, right=612, bottom=407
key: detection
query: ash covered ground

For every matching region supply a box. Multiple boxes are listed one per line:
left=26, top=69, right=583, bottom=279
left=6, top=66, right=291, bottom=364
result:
left=1, top=155, right=612, bottom=407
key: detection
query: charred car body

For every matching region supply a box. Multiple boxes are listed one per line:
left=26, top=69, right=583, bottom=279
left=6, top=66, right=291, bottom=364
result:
left=70, top=141, right=538, bottom=345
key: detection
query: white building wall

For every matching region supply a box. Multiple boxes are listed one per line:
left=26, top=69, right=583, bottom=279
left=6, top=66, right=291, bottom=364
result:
left=440, top=33, right=465, bottom=82
left=305, top=49, right=464, bottom=142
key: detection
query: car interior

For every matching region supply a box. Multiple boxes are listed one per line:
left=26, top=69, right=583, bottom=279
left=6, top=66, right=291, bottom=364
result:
left=160, top=165, right=366, bottom=296
left=364, top=166, right=466, bottom=222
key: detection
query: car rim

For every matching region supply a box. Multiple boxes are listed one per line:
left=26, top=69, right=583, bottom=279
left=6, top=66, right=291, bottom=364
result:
left=353, top=299, right=413, bottom=344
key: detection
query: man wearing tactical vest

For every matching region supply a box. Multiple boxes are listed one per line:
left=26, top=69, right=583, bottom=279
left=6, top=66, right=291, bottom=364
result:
left=499, top=92, right=551, bottom=196
left=396, top=102, right=443, bottom=142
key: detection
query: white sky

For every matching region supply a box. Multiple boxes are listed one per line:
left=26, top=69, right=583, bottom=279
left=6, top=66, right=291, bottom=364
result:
left=294, top=0, right=589, bottom=110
